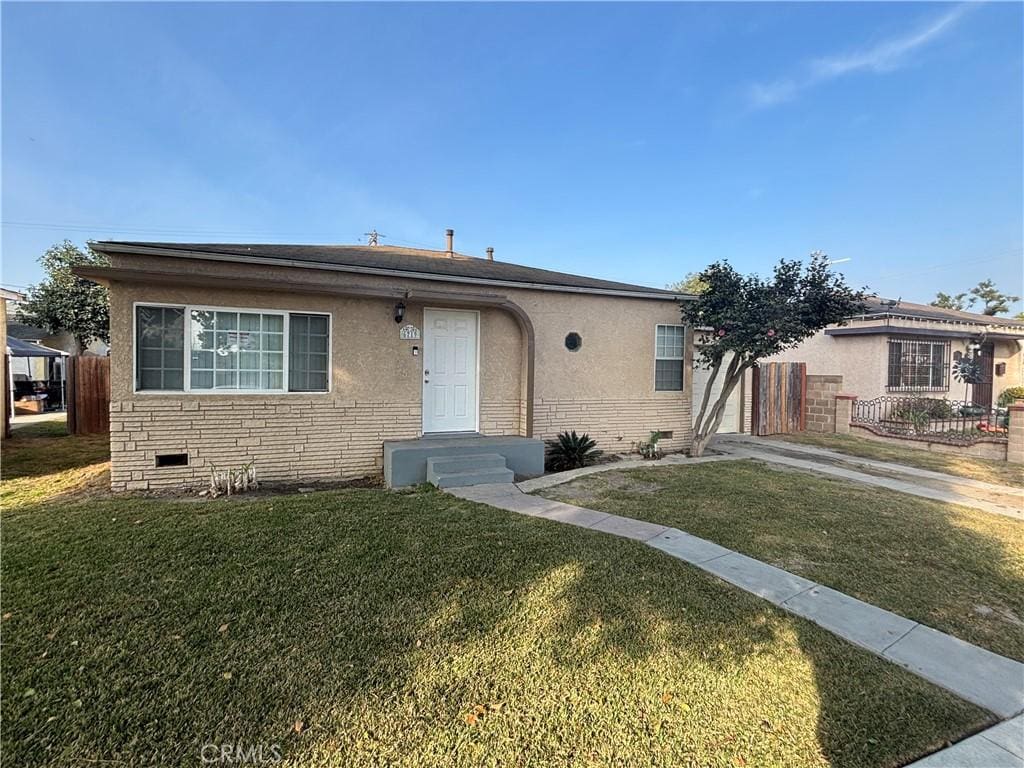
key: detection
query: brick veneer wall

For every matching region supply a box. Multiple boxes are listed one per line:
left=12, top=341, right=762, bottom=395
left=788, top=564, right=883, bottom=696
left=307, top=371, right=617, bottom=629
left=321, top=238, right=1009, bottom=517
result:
left=805, top=374, right=843, bottom=433
left=111, top=396, right=688, bottom=491
left=533, top=397, right=692, bottom=455
left=111, top=399, right=524, bottom=491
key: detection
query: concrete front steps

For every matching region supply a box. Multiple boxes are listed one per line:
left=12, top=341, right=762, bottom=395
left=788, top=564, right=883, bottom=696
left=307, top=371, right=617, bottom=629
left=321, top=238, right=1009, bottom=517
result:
left=427, top=454, right=515, bottom=488
left=382, top=434, right=544, bottom=488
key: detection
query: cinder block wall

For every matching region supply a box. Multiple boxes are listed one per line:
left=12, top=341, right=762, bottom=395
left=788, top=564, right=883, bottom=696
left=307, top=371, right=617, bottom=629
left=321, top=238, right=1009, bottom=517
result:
left=805, top=374, right=843, bottom=433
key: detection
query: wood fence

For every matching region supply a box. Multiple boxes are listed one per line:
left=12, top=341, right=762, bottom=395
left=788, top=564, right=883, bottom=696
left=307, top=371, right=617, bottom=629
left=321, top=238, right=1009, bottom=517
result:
left=752, top=362, right=806, bottom=435
left=67, top=356, right=110, bottom=435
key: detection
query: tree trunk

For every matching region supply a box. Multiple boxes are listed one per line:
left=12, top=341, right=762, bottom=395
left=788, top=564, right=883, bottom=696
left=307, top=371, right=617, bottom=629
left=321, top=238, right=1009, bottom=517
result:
left=692, top=355, right=724, bottom=436
left=690, top=358, right=748, bottom=457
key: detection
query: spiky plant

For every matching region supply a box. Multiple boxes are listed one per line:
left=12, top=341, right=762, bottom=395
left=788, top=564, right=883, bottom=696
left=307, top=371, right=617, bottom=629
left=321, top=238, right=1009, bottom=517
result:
left=544, top=430, right=603, bottom=472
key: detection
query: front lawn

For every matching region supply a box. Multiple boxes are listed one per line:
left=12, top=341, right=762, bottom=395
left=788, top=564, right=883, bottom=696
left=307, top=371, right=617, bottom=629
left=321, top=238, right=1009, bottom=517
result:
left=0, top=438, right=992, bottom=766
left=1, top=420, right=110, bottom=508
left=772, top=432, right=1024, bottom=487
left=538, top=461, right=1024, bottom=661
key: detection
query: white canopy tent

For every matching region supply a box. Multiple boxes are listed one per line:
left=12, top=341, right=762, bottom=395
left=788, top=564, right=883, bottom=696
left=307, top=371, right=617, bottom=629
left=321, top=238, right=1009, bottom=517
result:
left=6, top=337, right=68, bottom=418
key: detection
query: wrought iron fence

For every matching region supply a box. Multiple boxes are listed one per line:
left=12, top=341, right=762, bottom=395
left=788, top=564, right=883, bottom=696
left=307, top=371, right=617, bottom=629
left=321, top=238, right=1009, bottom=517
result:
left=851, top=396, right=1008, bottom=445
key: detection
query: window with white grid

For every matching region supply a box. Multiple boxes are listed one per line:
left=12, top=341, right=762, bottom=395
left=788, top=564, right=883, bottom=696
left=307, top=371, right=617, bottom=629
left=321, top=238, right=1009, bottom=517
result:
left=655, top=324, right=685, bottom=391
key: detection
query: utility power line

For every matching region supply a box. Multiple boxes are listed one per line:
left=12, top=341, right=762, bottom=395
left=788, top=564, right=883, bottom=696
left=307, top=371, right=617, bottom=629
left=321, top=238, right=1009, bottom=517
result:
left=1, top=220, right=444, bottom=251
left=874, top=250, right=1023, bottom=280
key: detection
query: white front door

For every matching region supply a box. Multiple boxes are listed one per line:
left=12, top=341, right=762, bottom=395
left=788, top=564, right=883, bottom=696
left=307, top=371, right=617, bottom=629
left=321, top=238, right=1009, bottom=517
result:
left=422, top=309, right=479, bottom=433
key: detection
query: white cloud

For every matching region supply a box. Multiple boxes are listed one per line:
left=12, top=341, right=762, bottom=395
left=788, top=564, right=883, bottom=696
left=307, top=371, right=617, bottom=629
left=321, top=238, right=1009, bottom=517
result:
left=749, top=4, right=974, bottom=108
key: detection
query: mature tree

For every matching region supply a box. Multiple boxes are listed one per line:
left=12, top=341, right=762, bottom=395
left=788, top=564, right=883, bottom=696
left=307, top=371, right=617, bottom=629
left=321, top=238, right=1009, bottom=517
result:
left=19, top=241, right=110, bottom=349
left=930, top=280, right=1020, bottom=316
left=931, top=291, right=971, bottom=312
left=969, top=279, right=1019, bottom=316
left=667, top=272, right=710, bottom=295
left=683, top=252, right=867, bottom=457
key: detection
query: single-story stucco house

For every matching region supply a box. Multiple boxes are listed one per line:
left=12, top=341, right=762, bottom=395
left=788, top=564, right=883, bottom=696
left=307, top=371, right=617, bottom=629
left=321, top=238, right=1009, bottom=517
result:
left=79, top=233, right=715, bottom=491
left=766, top=297, right=1024, bottom=406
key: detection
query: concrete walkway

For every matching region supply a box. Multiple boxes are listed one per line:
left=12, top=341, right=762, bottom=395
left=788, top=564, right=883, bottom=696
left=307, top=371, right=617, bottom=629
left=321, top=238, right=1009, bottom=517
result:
left=907, top=713, right=1023, bottom=767
left=10, top=410, right=66, bottom=431
left=714, top=435, right=1023, bottom=521
left=449, top=482, right=1024, bottom=766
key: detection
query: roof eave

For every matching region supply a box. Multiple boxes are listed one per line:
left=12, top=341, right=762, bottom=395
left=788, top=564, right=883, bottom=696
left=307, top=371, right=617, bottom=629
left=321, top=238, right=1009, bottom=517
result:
left=863, top=309, right=1024, bottom=330
left=826, top=325, right=1024, bottom=340
left=88, top=241, right=689, bottom=302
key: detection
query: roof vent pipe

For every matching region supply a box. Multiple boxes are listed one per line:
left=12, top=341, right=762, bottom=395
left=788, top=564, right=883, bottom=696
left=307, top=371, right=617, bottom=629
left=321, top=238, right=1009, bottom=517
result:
left=445, top=229, right=454, bottom=256
left=486, top=247, right=494, bottom=261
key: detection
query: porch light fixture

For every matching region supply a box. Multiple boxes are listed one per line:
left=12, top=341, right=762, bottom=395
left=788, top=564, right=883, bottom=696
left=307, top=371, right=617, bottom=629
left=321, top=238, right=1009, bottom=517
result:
left=394, top=301, right=406, bottom=324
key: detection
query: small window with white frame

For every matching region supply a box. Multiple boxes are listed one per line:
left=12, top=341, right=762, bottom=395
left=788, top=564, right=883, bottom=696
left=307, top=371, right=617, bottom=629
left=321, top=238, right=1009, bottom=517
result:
left=655, top=324, right=685, bottom=391
left=134, top=304, right=330, bottom=393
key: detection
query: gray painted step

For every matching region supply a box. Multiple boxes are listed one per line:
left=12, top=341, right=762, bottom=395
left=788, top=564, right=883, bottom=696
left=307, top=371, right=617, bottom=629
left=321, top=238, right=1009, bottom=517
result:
left=430, top=467, right=515, bottom=489
left=383, top=435, right=544, bottom=488
left=427, top=453, right=508, bottom=477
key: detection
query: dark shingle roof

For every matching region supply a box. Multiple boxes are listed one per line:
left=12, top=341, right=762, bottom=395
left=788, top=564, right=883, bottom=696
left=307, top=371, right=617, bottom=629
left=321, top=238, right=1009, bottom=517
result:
left=7, top=322, right=49, bottom=340
left=863, top=297, right=1024, bottom=328
left=92, top=241, right=679, bottom=297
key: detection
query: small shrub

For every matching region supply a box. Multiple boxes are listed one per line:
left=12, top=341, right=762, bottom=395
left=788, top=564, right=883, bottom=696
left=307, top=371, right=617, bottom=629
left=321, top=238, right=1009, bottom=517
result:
left=892, top=397, right=954, bottom=421
left=638, top=430, right=664, bottom=460
left=997, top=386, right=1024, bottom=408
left=208, top=462, right=258, bottom=497
left=544, top=431, right=603, bottom=472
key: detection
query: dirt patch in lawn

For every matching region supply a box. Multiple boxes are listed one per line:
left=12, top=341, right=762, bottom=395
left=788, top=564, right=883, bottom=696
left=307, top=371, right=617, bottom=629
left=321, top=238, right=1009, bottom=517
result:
left=542, top=470, right=665, bottom=504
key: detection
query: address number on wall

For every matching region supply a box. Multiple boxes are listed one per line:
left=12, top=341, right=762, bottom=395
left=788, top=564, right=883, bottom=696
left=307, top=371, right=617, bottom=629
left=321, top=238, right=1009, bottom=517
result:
left=399, top=324, right=421, bottom=340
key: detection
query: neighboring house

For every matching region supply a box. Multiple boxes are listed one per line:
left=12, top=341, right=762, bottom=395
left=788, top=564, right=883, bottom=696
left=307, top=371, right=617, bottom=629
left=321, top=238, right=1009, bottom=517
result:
left=80, top=234, right=701, bottom=491
left=7, top=322, right=110, bottom=358
left=766, top=298, right=1024, bottom=407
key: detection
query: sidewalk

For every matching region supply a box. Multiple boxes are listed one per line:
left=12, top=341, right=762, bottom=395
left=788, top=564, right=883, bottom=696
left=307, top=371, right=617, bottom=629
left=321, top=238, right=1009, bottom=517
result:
left=449, top=481, right=1024, bottom=766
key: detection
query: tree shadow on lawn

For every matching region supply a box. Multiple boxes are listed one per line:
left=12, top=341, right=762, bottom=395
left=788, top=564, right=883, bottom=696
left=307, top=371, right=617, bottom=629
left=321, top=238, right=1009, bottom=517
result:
left=1, top=425, right=111, bottom=507
left=2, top=423, right=108, bottom=479
left=543, top=461, right=1024, bottom=663
left=0, top=488, right=991, bottom=768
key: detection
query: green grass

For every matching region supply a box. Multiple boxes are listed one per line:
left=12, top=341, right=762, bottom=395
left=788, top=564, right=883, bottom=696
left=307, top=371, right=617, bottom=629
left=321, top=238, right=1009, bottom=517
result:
left=1, top=420, right=110, bottom=508
left=772, top=432, right=1024, bottom=487
left=0, top=434, right=995, bottom=767
left=538, top=461, right=1024, bottom=661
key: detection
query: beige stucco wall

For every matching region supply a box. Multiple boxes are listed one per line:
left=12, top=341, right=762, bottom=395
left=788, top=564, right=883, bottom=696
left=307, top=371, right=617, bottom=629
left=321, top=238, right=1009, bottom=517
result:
left=850, top=425, right=1008, bottom=461
left=768, top=333, right=885, bottom=399
left=766, top=318, right=1024, bottom=403
left=106, top=254, right=691, bottom=490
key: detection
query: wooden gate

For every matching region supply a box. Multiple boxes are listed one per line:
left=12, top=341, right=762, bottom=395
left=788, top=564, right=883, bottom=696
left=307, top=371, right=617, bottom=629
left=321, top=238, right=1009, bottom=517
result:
left=751, top=362, right=806, bottom=435
left=67, top=356, right=110, bottom=435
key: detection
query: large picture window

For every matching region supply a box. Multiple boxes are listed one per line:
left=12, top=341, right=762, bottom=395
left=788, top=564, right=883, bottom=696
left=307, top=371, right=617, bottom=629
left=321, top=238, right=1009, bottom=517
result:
left=135, top=304, right=330, bottom=393
left=655, top=324, right=686, bottom=391
left=887, top=338, right=950, bottom=391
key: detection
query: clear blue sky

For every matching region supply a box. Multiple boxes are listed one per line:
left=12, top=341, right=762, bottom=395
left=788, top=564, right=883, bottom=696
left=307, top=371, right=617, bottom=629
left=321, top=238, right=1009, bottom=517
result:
left=2, top=2, right=1022, bottom=312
